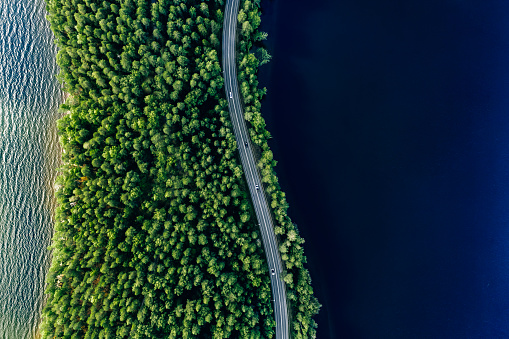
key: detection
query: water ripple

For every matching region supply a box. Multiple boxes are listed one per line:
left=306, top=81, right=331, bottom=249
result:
left=0, top=0, right=62, bottom=337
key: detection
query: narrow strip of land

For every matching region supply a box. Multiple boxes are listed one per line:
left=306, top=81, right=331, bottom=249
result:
left=221, top=1, right=289, bottom=338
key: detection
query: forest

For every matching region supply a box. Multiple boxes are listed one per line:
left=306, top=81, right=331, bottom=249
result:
left=42, top=0, right=320, bottom=337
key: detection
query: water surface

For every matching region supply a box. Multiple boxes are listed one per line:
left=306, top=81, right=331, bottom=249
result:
left=260, top=0, right=509, bottom=337
left=0, top=0, right=62, bottom=337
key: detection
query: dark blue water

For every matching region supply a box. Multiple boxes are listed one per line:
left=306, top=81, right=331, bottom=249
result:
left=260, top=0, right=509, bottom=338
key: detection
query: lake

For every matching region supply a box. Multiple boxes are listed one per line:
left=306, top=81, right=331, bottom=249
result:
left=0, top=0, right=62, bottom=337
left=259, top=0, right=509, bottom=337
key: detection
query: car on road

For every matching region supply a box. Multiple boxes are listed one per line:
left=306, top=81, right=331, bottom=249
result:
left=271, top=269, right=275, bottom=276
left=229, top=91, right=233, bottom=98
left=244, top=141, right=248, bottom=147
left=255, top=184, right=259, bottom=190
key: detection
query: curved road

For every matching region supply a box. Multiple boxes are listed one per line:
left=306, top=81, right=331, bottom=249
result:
left=222, top=1, right=289, bottom=338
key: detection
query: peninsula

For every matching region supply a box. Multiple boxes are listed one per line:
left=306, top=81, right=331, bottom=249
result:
left=42, top=0, right=320, bottom=337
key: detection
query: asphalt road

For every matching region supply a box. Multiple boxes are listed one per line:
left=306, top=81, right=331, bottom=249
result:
left=222, top=1, right=289, bottom=338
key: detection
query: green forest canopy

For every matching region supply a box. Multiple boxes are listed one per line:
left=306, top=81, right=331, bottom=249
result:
left=42, top=0, right=320, bottom=337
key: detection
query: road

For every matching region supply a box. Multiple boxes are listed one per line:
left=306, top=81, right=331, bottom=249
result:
left=221, top=1, right=290, bottom=338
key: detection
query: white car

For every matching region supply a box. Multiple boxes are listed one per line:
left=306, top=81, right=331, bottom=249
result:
left=229, top=91, right=233, bottom=98
left=255, top=184, right=259, bottom=190
left=271, top=269, right=275, bottom=276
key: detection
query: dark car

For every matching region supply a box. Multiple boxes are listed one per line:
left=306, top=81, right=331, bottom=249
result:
left=244, top=142, right=248, bottom=147
left=255, top=184, right=259, bottom=190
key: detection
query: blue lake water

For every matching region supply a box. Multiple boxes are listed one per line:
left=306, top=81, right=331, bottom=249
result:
left=260, top=0, right=509, bottom=337
left=0, top=0, right=62, bottom=337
